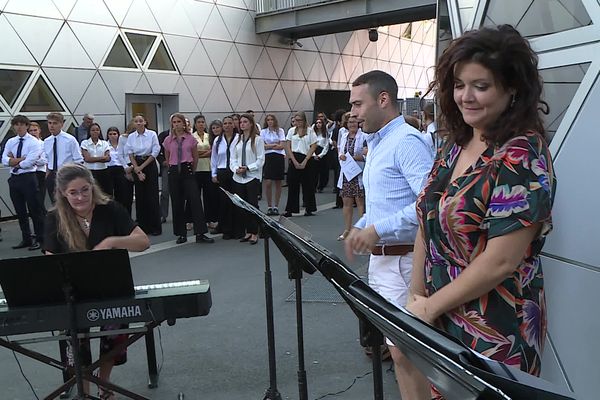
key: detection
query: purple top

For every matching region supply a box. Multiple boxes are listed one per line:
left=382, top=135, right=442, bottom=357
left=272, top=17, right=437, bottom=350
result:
left=163, top=133, right=198, bottom=165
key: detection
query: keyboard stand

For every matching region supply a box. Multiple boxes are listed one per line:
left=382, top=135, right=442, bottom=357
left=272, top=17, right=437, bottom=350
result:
left=0, top=320, right=162, bottom=400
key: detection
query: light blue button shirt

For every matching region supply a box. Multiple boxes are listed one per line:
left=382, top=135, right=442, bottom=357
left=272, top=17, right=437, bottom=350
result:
left=354, top=115, right=433, bottom=244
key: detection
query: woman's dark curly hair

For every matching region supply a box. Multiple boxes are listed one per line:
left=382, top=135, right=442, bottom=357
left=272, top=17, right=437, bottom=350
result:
left=427, top=24, right=548, bottom=147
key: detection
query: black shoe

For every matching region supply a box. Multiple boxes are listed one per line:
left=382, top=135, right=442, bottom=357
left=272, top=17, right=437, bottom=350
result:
left=12, top=240, right=32, bottom=249
left=239, top=235, right=251, bottom=242
left=176, top=236, right=187, bottom=244
left=249, top=237, right=259, bottom=245
left=282, top=211, right=293, bottom=218
left=304, top=211, right=314, bottom=216
left=161, top=217, right=167, bottom=223
left=28, top=241, right=41, bottom=251
left=222, top=234, right=232, bottom=240
left=196, top=234, right=215, bottom=243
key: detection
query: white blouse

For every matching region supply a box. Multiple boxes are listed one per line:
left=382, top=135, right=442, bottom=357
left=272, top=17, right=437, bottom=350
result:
left=286, top=126, right=317, bottom=155
left=230, top=135, right=265, bottom=184
left=81, top=138, right=110, bottom=170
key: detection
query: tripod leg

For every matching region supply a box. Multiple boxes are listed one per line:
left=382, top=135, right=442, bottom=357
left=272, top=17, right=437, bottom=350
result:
left=145, top=328, right=159, bottom=388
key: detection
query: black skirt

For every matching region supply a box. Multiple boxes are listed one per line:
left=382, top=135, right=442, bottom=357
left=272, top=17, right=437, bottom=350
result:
left=263, top=152, right=285, bottom=180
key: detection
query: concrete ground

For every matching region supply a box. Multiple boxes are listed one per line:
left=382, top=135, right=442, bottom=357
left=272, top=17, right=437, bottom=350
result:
left=0, top=186, right=401, bottom=400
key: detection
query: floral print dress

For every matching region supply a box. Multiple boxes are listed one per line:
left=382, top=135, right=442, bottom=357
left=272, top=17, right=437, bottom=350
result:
left=416, top=131, right=556, bottom=379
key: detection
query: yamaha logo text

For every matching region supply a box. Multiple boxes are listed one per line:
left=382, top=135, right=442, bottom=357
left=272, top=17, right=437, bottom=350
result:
left=86, top=305, right=142, bottom=322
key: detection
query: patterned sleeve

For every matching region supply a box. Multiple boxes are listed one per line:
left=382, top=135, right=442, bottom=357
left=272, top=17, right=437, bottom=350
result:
left=484, top=134, right=556, bottom=240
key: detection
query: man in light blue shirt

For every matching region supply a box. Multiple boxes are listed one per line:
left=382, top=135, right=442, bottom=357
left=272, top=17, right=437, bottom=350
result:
left=345, top=70, right=433, bottom=400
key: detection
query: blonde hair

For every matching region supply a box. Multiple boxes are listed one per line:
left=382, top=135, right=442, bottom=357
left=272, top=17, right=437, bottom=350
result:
left=54, top=164, right=109, bottom=251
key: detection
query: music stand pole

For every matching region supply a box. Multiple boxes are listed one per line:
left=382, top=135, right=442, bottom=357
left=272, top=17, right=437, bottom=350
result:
left=288, top=261, right=308, bottom=400
left=62, top=280, right=93, bottom=399
left=360, top=319, right=384, bottom=400
left=262, top=233, right=282, bottom=400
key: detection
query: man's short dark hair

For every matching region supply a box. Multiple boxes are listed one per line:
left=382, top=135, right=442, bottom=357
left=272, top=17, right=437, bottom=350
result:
left=352, top=70, right=398, bottom=102
left=11, top=114, right=30, bottom=126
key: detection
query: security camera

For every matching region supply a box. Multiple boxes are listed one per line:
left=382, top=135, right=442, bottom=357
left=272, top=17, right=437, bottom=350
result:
left=368, top=29, right=378, bottom=42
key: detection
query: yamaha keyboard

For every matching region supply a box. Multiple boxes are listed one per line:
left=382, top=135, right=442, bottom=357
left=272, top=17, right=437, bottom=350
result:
left=0, top=280, right=211, bottom=399
left=0, top=279, right=211, bottom=336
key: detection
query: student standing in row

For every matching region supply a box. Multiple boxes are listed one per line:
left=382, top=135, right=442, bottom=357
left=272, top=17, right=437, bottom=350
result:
left=2, top=115, right=45, bottom=250
left=283, top=111, right=318, bottom=217
left=81, top=123, right=111, bottom=195
left=163, top=113, right=214, bottom=244
left=44, top=112, right=83, bottom=203
left=125, top=114, right=161, bottom=236
left=28, top=122, right=48, bottom=215
left=313, top=118, right=330, bottom=192
left=191, top=114, right=218, bottom=231
left=260, top=114, right=285, bottom=216
left=211, top=117, right=240, bottom=239
left=230, top=113, right=265, bottom=245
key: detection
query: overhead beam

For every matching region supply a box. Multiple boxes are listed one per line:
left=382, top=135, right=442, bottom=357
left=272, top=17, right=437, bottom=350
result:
left=255, top=0, right=437, bottom=38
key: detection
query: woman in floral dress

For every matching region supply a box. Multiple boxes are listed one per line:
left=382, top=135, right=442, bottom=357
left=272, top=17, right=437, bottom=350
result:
left=400, top=25, right=557, bottom=399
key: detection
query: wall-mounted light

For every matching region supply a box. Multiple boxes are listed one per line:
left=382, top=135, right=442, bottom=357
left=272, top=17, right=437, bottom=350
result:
left=368, top=29, right=378, bottom=42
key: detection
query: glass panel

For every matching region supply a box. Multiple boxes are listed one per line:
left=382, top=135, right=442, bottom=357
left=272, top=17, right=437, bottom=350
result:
left=540, top=62, right=590, bottom=142
left=21, top=76, right=65, bottom=112
left=148, top=41, right=176, bottom=71
left=125, top=32, right=156, bottom=64
left=132, top=103, right=158, bottom=132
left=0, top=69, right=33, bottom=107
left=104, top=35, right=137, bottom=69
left=486, top=0, right=592, bottom=39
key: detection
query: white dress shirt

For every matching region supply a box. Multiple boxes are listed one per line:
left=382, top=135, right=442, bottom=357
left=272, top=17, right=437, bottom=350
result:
left=230, top=135, right=265, bottom=184
left=124, top=129, right=160, bottom=158
left=211, top=134, right=239, bottom=177
left=314, top=134, right=329, bottom=158
left=34, top=137, right=47, bottom=172
left=43, top=131, right=83, bottom=171
left=286, top=127, right=317, bottom=155
left=107, top=142, right=124, bottom=167
left=354, top=115, right=433, bottom=244
left=2, top=133, right=43, bottom=174
left=81, top=138, right=110, bottom=170
left=260, top=128, right=285, bottom=155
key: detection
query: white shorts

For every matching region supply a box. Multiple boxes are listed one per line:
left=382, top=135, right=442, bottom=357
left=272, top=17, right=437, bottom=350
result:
left=368, top=252, right=414, bottom=346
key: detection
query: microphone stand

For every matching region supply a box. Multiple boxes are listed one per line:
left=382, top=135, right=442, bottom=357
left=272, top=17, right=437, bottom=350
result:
left=261, top=230, right=282, bottom=400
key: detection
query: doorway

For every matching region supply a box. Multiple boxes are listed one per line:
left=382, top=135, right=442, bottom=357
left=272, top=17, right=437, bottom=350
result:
left=125, top=94, right=178, bottom=134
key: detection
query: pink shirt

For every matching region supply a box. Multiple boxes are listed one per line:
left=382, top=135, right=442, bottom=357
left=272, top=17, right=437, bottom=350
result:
left=163, top=133, right=198, bottom=165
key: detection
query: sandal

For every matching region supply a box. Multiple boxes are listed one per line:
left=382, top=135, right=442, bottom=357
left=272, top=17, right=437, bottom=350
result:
left=337, top=230, right=350, bottom=241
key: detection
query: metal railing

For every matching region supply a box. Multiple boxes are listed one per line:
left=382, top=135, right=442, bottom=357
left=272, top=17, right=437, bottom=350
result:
left=256, top=0, right=341, bottom=15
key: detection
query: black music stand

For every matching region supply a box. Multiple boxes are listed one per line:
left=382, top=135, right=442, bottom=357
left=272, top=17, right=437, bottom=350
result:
left=0, top=249, right=135, bottom=400
left=223, top=193, right=577, bottom=400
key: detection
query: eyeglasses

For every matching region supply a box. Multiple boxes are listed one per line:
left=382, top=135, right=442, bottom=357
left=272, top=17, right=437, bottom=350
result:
left=65, top=186, right=91, bottom=199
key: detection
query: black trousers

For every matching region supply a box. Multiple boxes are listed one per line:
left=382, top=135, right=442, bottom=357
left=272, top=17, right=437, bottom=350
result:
left=285, top=152, right=316, bottom=213
left=314, top=147, right=329, bottom=190
left=9, top=173, right=44, bottom=242
left=330, top=148, right=343, bottom=207
left=106, top=166, right=131, bottom=212
left=133, top=160, right=161, bottom=235
left=36, top=171, right=47, bottom=215
left=185, top=171, right=218, bottom=223
left=46, top=170, right=57, bottom=203
left=91, top=168, right=111, bottom=196
left=233, top=178, right=260, bottom=235
left=197, top=171, right=219, bottom=223
left=169, top=163, right=207, bottom=237
left=216, top=168, right=239, bottom=236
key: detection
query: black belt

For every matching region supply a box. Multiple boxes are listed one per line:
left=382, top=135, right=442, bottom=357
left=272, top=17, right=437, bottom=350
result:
left=135, top=155, right=151, bottom=162
left=371, top=244, right=414, bottom=256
